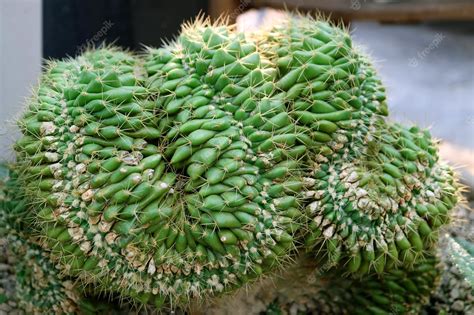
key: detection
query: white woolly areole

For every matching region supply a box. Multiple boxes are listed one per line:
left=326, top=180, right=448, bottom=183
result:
left=41, top=122, right=56, bottom=135
left=45, top=152, right=59, bottom=162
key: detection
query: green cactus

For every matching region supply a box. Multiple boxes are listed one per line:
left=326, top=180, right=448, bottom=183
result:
left=0, top=235, right=125, bottom=315
left=302, top=119, right=458, bottom=275
left=257, top=17, right=459, bottom=275
left=14, top=44, right=304, bottom=306
left=260, top=254, right=440, bottom=315
left=11, top=13, right=461, bottom=307
left=0, top=165, right=121, bottom=315
left=446, top=236, right=474, bottom=289
left=423, top=235, right=473, bottom=314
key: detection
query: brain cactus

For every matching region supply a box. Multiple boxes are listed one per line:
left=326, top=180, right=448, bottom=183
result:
left=0, top=235, right=118, bottom=315
left=198, top=252, right=441, bottom=315
left=11, top=13, right=460, bottom=307
left=262, top=254, right=440, bottom=315
left=0, top=165, right=117, bottom=314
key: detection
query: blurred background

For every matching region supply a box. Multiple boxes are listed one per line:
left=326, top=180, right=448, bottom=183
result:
left=1, top=0, right=473, bottom=184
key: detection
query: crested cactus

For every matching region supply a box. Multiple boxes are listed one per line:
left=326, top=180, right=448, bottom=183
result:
left=0, top=235, right=121, bottom=315
left=199, top=253, right=441, bottom=315
left=261, top=255, right=441, bottom=315
left=10, top=13, right=461, bottom=307
left=14, top=46, right=304, bottom=306
left=302, top=119, right=458, bottom=275
left=0, top=165, right=119, bottom=315
left=257, top=17, right=459, bottom=274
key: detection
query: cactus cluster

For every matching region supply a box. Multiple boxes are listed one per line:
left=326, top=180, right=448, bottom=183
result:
left=0, top=235, right=118, bottom=315
left=425, top=235, right=473, bottom=314
left=0, top=165, right=119, bottom=314
left=260, top=238, right=474, bottom=315
left=262, top=255, right=440, bottom=315
left=446, top=236, right=474, bottom=287
left=5, top=13, right=463, bottom=311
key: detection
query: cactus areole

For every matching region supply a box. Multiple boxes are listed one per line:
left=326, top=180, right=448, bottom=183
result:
left=13, top=14, right=459, bottom=306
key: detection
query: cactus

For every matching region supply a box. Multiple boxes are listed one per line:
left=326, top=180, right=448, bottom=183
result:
left=261, top=255, right=441, bottom=315
left=202, top=253, right=440, bottom=315
left=258, top=17, right=459, bottom=275
left=446, top=236, right=474, bottom=288
left=10, top=13, right=460, bottom=307
left=14, top=44, right=304, bottom=306
left=423, top=235, right=473, bottom=314
left=0, top=235, right=124, bottom=315
left=302, top=119, right=458, bottom=275
left=0, top=165, right=120, bottom=314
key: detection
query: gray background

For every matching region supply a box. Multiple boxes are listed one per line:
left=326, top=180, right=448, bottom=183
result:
left=352, top=21, right=474, bottom=150
left=0, top=0, right=42, bottom=161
